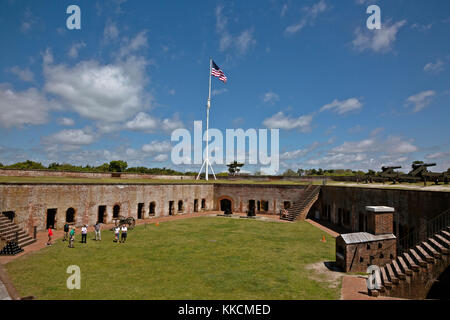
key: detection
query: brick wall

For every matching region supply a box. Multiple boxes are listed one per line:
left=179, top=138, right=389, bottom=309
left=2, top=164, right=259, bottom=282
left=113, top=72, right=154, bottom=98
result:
left=213, top=184, right=308, bottom=214
left=336, top=237, right=396, bottom=272
left=320, top=186, right=450, bottom=239
left=0, top=183, right=214, bottom=233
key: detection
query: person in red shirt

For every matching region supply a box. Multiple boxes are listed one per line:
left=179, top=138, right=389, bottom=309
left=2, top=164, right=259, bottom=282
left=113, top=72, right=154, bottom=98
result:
left=47, top=226, right=53, bottom=246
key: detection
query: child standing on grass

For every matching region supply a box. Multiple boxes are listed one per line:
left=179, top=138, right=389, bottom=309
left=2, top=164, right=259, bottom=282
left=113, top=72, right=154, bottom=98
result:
left=63, top=223, right=69, bottom=241
left=114, top=226, right=120, bottom=242
left=81, top=225, right=87, bottom=243
left=47, top=226, right=53, bottom=246
left=120, top=225, right=128, bottom=243
left=68, top=227, right=75, bottom=248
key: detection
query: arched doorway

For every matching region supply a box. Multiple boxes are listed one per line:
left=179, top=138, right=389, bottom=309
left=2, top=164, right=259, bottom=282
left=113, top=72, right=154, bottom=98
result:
left=149, top=202, right=156, bottom=216
left=66, top=208, right=75, bottom=223
left=220, top=199, right=232, bottom=214
left=113, top=205, right=121, bottom=218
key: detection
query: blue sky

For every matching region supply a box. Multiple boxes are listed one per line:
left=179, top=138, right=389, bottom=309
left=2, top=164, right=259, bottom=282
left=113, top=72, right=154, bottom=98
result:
left=0, top=0, right=449, bottom=174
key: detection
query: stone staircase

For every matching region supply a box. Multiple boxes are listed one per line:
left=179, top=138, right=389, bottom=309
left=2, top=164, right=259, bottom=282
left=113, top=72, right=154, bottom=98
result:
left=281, top=185, right=320, bottom=221
left=0, top=215, right=36, bottom=255
left=370, top=225, right=450, bottom=299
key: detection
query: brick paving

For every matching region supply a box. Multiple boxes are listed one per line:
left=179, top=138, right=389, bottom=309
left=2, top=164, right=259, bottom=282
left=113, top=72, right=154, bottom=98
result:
left=340, top=275, right=404, bottom=300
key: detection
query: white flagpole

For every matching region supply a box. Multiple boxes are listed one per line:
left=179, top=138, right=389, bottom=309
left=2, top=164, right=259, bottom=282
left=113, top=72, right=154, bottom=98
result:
left=197, top=58, right=216, bottom=181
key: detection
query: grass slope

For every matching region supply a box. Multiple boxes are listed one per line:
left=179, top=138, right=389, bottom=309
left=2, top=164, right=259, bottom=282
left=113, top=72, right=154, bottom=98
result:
left=5, top=217, right=338, bottom=300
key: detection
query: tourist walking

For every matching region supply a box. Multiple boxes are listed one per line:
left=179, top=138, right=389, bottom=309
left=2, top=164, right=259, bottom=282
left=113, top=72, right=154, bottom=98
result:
left=94, top=221, right=101, bottom=241
left=120, top=225, right=128, bottom=243
left=81, top=225, right=87, bottom=243
left=114, top=226, right=120, bottom=242
left=63, top=222, right=70, bottom=241
left=47, top=226, right=53, bottom=246
left=68, top=227, right=75, bottom=248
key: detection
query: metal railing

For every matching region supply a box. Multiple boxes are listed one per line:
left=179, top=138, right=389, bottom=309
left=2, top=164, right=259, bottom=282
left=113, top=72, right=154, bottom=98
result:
left=396, top=208, right=450, bottom=255
left=427, top=209, right=450, bottom=238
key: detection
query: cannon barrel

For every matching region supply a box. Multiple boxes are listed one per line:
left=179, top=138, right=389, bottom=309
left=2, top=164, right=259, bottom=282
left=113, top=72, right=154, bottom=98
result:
left=381, top=166, right=401, bottom=171
left=412, top=162, right=436, bottom=168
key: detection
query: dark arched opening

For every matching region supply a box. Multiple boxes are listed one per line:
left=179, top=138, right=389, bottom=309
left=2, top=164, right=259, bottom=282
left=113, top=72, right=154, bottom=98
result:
left=113, top=205, right=121, bottom=218
left=220, top=199, right=232, bottom=214
left=178, top=200, right=184, bottom=212
left=149, top=202, right=156, bottom=216
left=66, top=208, right=75, bottom=223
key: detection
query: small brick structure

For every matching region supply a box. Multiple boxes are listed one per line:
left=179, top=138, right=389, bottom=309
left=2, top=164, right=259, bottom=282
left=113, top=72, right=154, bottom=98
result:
left=336, top=206, right=397, bottom=272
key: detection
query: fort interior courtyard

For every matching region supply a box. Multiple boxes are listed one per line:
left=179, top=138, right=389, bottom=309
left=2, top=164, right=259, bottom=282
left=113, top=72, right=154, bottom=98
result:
left=0, top=169, right=449, bottom=300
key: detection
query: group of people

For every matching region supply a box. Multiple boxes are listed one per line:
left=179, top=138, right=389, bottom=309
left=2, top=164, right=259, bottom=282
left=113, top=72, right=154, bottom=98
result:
left=114, top=225, right=128, bottom=243
left=52, top=221, right=125, bottom=248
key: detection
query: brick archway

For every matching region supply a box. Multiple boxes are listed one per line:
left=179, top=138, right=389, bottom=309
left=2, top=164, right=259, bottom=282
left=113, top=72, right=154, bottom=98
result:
left=217, top=196, right=234, bottom=212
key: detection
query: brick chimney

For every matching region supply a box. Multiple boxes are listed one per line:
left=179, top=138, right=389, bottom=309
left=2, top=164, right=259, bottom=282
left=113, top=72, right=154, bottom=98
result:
left=365, top=206, right=395, bottom=235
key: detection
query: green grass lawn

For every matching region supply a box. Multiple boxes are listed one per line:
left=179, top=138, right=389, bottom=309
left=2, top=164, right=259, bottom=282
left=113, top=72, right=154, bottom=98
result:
left=5, top=217, right=339, bottom=300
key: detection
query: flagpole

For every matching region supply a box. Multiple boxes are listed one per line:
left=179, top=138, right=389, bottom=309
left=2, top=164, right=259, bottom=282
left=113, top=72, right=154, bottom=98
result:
left=197, top=58, right=216, bottom=181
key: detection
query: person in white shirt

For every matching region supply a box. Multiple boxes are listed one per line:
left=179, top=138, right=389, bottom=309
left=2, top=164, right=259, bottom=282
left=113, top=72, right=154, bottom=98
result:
left=81, top=225, right=88, bottom=243
left=114, top=226, right=120, bottom=242
left=120, top=225, right=128, bottom=243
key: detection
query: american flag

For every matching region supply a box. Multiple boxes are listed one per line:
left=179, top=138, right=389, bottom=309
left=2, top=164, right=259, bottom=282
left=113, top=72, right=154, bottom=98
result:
left=211, top=60, right=227, bottom=83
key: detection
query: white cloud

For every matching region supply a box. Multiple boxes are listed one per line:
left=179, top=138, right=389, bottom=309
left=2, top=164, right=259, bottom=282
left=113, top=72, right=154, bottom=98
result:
left=20, top=7, right=36, bottom=33
left=332, top=139, right=376, bottom=154
left=0, top=85, right=60, bottom=128
left=118, top=31, right=148, bottom=59
left=103, top=20, right=119, bottom=41
left=215, top=5, right=255, bottom=55
left=9, top=66, right=34, bottom=82
left=235, top=29, right=256, bottom=55
left=320, top=98, right=363, bottom=114
left=125, top=112, right=158, bottom=132
left=263, top=91, right=279, bottom=104
left=125, top=112, right=184, bottom=134
left=154, top=154, right=169, bottom=162
left=68, top=42, right=86, bottom=59
left=352, top=20, right=406, bottom=53
left=58, top=117, right=75, bottom=126
left=212, top=88, right=228, bottom=96
left=424, top=60, right=445, bottom=74
left=331, top=136, right=417, bottom=155
left=281, top=142, right=319, bottom=160
left=142, top=141, right=172, bottom=154
left=280, top=4, right=288, bottom=17
left=44, top=129, right=95, bottom=146
left=43, top=49, right=151, bottom=123
left=405, top=90, right=436, bottom=113
left=263, top=111, right=313, bottom=132
left=285, top=0, right=327, bottom=35
left=426, top=151, right=450, bottom=160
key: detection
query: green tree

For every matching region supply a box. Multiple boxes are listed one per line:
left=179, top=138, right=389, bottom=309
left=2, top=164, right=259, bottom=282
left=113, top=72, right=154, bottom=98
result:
left=282, top=169, right=298, bottom=177
left=108, top=160, right=128, bottom=172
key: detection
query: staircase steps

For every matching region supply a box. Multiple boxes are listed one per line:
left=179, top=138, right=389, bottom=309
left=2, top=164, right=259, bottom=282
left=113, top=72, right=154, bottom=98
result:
left=402, top=252, right=420, bottom=272
left=377, top=220, right=450, bottom=299
left=428, top=238, right=448, bottom=255
left=422, top=241, right=441, bottom=259
left=0, top=216, right=36, bottom=253
left=435, top=234, right=450, bottom=248
left=391, top=260, right=406, bottom=279
left=380, top=266, right=392, bottom=289
left=280, top=185, right=320, bottom=221
left=415, top=245, right=434, bottom=263
left=385, top=264, right=399, bottom=284
left=409, top=248, right=427, bottom=267
left=397, top=256, right=413, bottom=276
left=441, top=230, right=450, bottom=240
